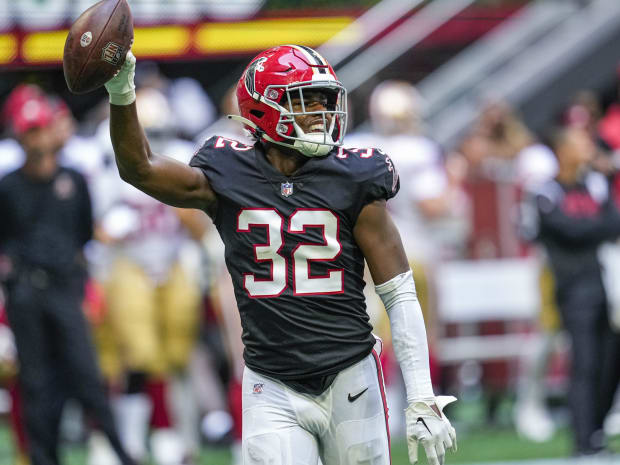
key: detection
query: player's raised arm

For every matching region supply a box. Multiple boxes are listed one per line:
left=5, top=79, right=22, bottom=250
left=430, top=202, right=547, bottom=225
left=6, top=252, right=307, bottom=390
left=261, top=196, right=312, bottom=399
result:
left=354, top=199, right=457, bottom=465
left=105, top=52, right=216, bottom=211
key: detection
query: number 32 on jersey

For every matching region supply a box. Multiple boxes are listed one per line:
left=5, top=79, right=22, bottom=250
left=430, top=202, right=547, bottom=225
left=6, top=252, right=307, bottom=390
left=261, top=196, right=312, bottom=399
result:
left=237, top=208, right=343, bottom=297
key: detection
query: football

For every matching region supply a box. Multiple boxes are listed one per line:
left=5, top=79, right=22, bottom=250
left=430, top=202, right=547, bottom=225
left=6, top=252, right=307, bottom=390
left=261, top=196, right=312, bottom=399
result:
left=63, top=0, right=133, bottom=95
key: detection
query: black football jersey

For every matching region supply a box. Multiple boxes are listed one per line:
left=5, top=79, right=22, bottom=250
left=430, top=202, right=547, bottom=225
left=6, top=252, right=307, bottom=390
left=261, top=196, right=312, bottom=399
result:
left=190, top=136, right=399, bottom=381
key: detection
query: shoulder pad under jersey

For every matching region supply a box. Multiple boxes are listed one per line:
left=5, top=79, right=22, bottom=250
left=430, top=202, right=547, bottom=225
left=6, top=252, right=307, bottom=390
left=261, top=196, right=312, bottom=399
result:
left=336, top=146, right=400, bottom=203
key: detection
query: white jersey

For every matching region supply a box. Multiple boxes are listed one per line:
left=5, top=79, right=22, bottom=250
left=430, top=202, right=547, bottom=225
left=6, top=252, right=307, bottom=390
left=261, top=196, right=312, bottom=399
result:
left=194, top=116, right=253, bottom=149
left=95, top=120, right=197, bottom=283
left=0, top=138, right=24, bottom=178
left=515, top=143, right=558, bottom=190
left=344, top=132, right=447, bottom=262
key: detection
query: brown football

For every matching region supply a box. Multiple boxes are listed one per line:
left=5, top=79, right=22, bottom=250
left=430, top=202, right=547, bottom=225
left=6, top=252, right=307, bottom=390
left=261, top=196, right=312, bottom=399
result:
left=63, top=0, right=133, bottom=95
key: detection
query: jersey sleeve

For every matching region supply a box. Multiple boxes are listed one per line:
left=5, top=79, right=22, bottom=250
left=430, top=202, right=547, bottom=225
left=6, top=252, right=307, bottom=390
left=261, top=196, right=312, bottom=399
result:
left=189, top=136, right=220, bottom=186
left=362, top=148, right=400, bottom=204
left=189, top=135, right=254, bottom=193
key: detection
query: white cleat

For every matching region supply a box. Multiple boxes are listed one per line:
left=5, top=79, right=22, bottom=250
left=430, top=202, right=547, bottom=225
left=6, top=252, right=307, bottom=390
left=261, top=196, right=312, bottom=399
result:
left=87, top=432, right=121, bottom=465
left=150, top=428, right=186, bottom=465
left=514, top=402, right=556, bottom=442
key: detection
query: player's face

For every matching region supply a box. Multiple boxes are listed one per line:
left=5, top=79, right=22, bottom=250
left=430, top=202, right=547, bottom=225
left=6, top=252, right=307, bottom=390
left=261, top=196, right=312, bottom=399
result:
left=19, top=125, right=58, bottom=159
left=290, top=90, right=333, bottom=134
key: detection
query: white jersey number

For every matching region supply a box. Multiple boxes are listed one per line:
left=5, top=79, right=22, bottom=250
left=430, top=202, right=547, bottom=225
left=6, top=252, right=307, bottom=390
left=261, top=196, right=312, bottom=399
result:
left=237, top=208, right=343, bottom=297
left=237, top=209, right=287, bottom=297
left=289, top=209, right=343, bottom=295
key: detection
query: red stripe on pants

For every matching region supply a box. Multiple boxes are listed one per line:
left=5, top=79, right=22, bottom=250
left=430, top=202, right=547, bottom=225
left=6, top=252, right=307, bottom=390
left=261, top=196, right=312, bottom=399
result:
left=372, top=349, right=391, bottom=464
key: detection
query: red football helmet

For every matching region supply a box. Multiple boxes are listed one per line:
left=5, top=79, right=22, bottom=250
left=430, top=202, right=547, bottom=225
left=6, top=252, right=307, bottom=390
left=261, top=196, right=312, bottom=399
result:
left=233, top=45, right=347, bottom=157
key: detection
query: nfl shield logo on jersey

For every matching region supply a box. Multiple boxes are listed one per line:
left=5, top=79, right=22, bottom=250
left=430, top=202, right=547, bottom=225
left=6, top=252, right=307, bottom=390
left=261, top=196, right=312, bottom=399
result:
left=281, top=182, right=293, bottom=197
left=253, top=383, right=264, bottom=394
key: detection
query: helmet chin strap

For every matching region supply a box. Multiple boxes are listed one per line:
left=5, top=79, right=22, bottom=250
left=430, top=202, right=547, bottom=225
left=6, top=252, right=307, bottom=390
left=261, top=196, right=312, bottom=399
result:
left=227, top=114, right=259, bottom=131
left=227, top=115, right=334, bottom=158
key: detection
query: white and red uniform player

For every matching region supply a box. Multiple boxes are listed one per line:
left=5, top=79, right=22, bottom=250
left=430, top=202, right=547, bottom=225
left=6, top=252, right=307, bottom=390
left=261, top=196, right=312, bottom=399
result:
left=92, top=88, right=207, bottom=464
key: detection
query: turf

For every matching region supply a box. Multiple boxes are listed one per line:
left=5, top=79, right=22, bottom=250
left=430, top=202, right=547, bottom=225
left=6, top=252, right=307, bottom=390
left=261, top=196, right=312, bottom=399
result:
left=59, top=428, right=616, bottom=464
left=0, top=421, right=617, bottom=464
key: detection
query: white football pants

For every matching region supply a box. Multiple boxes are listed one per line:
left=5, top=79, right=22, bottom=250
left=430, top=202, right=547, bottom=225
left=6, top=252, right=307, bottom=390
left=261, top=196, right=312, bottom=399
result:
left=242, top=342, right=391, bottom=465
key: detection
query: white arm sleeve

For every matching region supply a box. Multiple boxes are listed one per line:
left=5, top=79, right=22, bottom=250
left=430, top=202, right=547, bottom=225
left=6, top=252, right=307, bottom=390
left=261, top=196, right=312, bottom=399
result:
left=375, top=269, right=435, bottom=403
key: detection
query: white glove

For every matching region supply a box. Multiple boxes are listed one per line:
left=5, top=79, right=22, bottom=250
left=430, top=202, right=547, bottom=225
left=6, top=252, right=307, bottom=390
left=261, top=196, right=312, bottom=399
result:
left=406, top=395, right=457, bottom=465
left=104, top=50, right=136, bottom=106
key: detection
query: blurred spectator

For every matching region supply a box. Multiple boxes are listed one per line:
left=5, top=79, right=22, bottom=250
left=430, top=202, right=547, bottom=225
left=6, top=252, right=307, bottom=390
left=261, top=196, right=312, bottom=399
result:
left=513, top=134, right=560, bottom=445
left=50, top=96, right=109, bottom=187
left=455, top=99, right=550, bottom=259
left=476, top=98, right=533, bottom=161
left=0, top=84, right=41, bottom=178
left=345, top=80, right=470, bottom=438
left=461, top=98, right=537, bottom=182
left=191, top=84, right=252, bottom=462
left=563, top=90, right=613, bottom=176
left=347, top=80, right=470, bottom=267
left=0, top=86, right=134, bottom=465
left=0, top=289, right=25, bottom=465
left=512, top=263, right=562, bottom=443
left=514, top=142, right=558, bottom=189
left=564, top=91, right=603, bottom=137
left=529, top=126, right=620, bottom=456
left=168, top=78, right=217, bottom=140
left=599, top=65, right=620, bottom=152
left=194, top=84, right=253, bottom=146
left=0, top=137, right=24, bottom=179
left=135, top=61, right=217, bottom=140
left=92, top=87, right=208, bottom=464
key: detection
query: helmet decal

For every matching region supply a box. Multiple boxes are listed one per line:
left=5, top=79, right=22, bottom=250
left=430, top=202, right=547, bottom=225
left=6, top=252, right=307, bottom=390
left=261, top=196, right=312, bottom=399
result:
left=244, top=57, right=268, bottom=98
left=288, top=44, right=329, bottom=76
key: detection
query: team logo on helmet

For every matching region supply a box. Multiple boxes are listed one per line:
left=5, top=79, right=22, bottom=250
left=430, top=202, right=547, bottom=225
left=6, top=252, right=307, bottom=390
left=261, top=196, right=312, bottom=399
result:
left=244, top=57, right=268, bottom=98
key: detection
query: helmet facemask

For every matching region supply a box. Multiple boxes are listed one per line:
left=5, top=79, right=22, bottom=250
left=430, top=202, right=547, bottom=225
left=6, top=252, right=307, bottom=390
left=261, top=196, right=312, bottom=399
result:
left=265, top=80, right=347, bottom=157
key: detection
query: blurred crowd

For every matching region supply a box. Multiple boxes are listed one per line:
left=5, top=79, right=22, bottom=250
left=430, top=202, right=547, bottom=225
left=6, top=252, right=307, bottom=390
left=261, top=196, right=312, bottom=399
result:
left=2, top=60, right=620, bottom=464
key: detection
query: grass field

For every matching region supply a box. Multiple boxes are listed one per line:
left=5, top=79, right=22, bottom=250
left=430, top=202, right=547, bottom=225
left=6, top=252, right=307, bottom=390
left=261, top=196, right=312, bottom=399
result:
left=182, top=428, right=618, bottom=465
left=1, top=395, right=619, bottom=465
left=0, top=423, right=617, bottom=465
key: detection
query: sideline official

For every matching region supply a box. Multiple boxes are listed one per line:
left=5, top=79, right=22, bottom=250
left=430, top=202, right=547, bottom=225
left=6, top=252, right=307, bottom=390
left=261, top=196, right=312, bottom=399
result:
left=533, top=127, right=620, bottom=456
left=0, top=85, right=134, bottom=465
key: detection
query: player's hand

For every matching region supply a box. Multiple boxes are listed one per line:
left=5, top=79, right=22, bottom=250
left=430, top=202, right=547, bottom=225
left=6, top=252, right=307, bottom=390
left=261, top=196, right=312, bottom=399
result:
left=104, top=50, right=136, bottom=105
left=405, top=395, right=457, bottom=465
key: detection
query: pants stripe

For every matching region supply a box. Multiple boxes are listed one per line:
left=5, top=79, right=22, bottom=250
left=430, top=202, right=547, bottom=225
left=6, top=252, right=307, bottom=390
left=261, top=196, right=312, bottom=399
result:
left=371, top=348, right=391, bottom=464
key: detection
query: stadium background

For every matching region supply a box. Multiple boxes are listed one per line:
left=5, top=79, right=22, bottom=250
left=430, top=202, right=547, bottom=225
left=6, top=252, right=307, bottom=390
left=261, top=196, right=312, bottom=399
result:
left=2, top=0, right=620, bottom=464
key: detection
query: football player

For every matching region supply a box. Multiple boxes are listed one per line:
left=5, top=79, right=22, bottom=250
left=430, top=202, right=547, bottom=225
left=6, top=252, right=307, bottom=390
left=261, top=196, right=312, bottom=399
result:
left=104, top=45, right=456, bottom=465
left=92, top=87, right=206, bottom=464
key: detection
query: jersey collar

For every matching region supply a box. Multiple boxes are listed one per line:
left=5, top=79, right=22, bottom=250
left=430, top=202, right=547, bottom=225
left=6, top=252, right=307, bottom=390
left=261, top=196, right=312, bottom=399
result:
left=254, top=144, right=332, bottom=183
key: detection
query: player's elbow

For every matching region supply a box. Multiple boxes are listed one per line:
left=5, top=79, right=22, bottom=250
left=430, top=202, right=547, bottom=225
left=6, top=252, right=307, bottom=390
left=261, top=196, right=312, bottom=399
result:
left=117, top=159, right=150, bottom=188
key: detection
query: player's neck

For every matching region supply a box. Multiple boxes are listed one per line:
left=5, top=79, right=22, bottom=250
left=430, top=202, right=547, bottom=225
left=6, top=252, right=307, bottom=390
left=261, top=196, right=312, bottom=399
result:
left=266, top=145, right=308, bottom=177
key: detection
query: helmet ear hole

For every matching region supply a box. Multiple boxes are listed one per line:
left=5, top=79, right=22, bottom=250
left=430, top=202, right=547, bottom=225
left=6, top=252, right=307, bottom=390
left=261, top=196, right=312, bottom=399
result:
left=250, top=109, right=264, bottom=119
